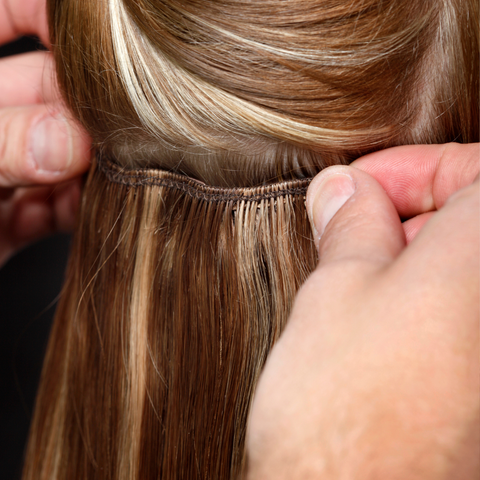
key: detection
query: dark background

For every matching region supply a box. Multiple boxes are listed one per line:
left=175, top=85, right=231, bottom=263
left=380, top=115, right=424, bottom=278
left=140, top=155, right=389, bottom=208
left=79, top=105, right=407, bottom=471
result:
left=0, top=37, right=70, bottom=480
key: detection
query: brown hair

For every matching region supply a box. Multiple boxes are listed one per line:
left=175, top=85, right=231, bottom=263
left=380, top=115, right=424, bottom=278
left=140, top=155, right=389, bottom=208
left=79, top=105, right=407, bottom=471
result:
left=23, top=0, right=478, bottom=478
left=46, top=0, right=478, bottom=186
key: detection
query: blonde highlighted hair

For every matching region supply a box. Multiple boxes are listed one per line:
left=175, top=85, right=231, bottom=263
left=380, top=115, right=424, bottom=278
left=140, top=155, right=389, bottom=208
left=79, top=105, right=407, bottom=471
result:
left=23, top=0, right=478, bottom=478
left=48, top=0, right=477, bottom=185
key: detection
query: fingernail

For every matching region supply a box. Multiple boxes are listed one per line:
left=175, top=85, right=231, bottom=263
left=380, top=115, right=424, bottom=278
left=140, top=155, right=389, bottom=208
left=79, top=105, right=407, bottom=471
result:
left=30, top=114, right=73, bottom=173
left=308, top=172, right=356, bottom=239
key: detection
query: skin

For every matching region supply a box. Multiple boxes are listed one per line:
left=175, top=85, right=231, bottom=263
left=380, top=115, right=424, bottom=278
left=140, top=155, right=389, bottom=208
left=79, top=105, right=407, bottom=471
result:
left=0, top=0, right=91, bottom=266
left=246, top=143, right=480, bottom=479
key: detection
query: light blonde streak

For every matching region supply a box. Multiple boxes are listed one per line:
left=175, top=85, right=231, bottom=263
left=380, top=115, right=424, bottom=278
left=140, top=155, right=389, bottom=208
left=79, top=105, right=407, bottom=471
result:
left=118, top=190, right=157, bottom=478
left=108, top=0, right=390, bottom=151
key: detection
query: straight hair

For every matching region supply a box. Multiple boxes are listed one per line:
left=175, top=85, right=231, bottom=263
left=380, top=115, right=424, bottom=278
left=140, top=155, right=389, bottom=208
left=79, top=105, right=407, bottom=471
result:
left=23, top=158, right=316, bottom=478
left=23, top=0, right=478, bottom=478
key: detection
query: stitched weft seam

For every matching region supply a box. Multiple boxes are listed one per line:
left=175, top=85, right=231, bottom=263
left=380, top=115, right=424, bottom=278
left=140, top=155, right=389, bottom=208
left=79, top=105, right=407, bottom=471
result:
left=98, top=156, right=313, bottom=203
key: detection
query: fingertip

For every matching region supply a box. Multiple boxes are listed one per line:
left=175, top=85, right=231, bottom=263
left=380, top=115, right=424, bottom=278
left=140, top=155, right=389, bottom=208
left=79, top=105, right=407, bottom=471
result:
left=306, top=166, right=356, bottom=248
left=18, top=0, right=50, bottom=47
left=30, top=110, right=91, bottom=179
left=307, top=164, right=405, bottom=270
left=66, top=116, right=93, bottom=175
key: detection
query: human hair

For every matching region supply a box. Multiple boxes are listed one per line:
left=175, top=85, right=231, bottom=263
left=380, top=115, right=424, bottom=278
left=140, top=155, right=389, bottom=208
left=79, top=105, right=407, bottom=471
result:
left=23, top=0, right=478, bottom=479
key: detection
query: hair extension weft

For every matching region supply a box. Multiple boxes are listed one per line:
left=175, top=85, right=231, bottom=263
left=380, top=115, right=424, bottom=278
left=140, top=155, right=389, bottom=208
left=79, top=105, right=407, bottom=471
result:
left=22, top=159, right=317, bottom=479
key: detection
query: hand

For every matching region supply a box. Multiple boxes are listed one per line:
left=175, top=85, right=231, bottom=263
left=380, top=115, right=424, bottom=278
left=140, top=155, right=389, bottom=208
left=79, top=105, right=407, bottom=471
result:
left=246, top=143, right=479, bottom=479
left=0, top=0, right=91, bottom=266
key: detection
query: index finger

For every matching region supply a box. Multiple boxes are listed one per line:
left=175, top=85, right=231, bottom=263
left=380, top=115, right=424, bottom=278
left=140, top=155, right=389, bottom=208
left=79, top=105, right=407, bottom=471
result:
left=0, top=0, right=49, bottom=46
left=351, top=143, right=479, bottom=219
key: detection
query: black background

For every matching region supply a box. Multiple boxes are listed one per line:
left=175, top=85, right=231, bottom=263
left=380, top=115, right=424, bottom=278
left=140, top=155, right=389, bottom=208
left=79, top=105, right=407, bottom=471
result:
left=0, top=37, right=70, bottom=480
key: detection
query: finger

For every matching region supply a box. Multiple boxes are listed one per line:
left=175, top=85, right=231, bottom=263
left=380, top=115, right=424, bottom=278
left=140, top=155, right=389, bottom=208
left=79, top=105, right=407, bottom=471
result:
left=402, top=212, right=434, bottom=244
left=409, top=177, right=480, bottom=257
left=0, top=0, right=49, bottom=46
left=393, top=178, right=480, bottom=319
left=352, top=143, right=480, bottom=219
left=0, top=104, right=91, bottom=187
left=11, top=180, right=81, bottom=236
left=0, top=178, right=81, bottom=266
left=0, top=51, right=57, bottom=107
left=306, top=165, right=405, bottom=271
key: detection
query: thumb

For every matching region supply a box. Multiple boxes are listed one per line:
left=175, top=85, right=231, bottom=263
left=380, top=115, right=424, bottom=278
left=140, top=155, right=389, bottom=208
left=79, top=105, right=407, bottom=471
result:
left=306, top=165, right=406, bottom=271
